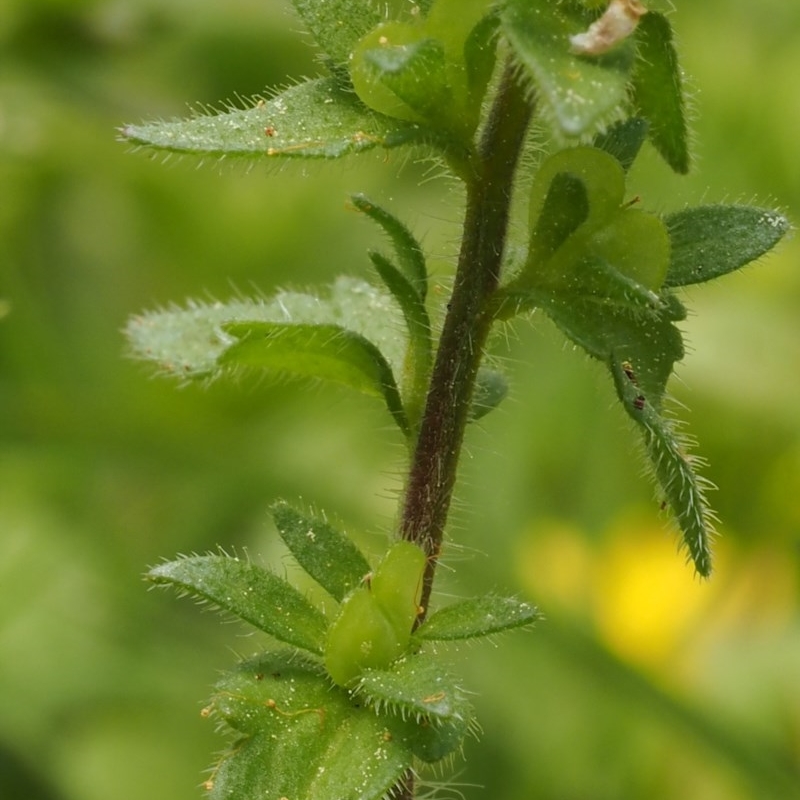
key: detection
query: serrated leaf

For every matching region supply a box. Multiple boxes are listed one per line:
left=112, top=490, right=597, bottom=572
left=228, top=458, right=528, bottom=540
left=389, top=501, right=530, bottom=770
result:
left=593, top=116, right=649, bottom=172
left=208, top=651, right=409, bottom=800
left=220, top=321, right=409, bottom=435
left=664, top=205, right=790, bottom=288
left=632, top=12, right=690, bottom=174
left=147, top=555, right=328, bottom=654
left=290, top=0, right=383, bottom=66
left=357, top=654, right=474, bottom=762
left=501, top=0, right=635, bottom=137
left=414, top=595, right=540, bottom=641
left=121, top=78, right=423, bottom=160
left=270, top=501, right=371, bottom=602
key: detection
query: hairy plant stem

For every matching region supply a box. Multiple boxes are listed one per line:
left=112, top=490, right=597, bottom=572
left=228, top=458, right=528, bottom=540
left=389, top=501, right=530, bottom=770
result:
left=400, top=62, right=534, bottom=619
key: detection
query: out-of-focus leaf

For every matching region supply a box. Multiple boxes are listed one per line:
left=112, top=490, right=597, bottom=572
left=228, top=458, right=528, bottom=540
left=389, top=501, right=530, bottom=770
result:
left=664, top=205, right=790, bottom=287
left=126, top=276, right=407, bottom=386
left=121, top=78, right=424, bottom=160
left=593, top=117, right=649, bottom=172
left=632, top=12, right=690, bottom=174
left=270, top=501, right=371, bottom=603
left=220, top=321, right=408, bottom=435
left=147, top=555, right=328, bottom=654
left=351, top=193, right=427, bottom=296
left=468, top=367, right=509, bottom=422
left=414, top=595, right=540, bottom=641
left=208, top=651, right=409, bottom=800
left=290, top=0, right=383, bottom=66
left=501, top=0, right=635, bottom=137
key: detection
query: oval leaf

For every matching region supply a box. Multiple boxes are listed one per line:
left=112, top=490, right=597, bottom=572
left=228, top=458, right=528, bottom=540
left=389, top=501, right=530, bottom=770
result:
left=270, top=501, right=371, bottom=602
left=664, top=205, right=790, bottom=288
left=632, top=12, right=690, bottom=174
left=147, top=555, right=328, bottom=654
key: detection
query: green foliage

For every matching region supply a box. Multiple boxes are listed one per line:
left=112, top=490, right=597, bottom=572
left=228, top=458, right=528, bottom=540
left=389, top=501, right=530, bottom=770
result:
left=148, top=504, right=537, bottom=799
left=121, top=1, right=791, bottom=797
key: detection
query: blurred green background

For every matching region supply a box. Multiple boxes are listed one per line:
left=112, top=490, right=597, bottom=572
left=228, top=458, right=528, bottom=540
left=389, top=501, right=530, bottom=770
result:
left=1, top=1, right=798, bottom=798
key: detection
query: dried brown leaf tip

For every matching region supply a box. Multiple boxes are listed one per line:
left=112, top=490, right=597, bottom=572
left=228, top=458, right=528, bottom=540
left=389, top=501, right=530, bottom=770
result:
left=570, top=0, right=647, bottom=56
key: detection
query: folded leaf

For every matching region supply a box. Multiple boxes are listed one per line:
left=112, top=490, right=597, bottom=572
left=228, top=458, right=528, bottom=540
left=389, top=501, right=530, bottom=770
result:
left=220, top=321, right=408, bottom=435
left=121, top=78, right=423, bottom=160
left=270, top=502, right=371, bottom=602
left=357, top=654, right=474, bottom=762
left=147, top=555, right=328, bottom=654
left=632, top=12, right=690, bottom=174
left=208, top=651, right=409, bottom=800
left=664, top=205, right=790, bottom=287
left=414, top=595, right=540, bottom=641
left=501, top=0, right=635, bottom=137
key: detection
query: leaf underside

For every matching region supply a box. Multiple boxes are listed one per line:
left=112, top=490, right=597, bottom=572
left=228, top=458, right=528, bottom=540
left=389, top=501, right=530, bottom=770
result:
left=121, top=78, right=424, bottom=160
left=125, top=276, right=407, bottom=382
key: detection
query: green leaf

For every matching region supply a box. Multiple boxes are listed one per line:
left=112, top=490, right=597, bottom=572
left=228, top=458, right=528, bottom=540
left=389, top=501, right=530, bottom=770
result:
left=125, top=277, right=410, bottom=433
left=414, top=595, right=540, bottom=641
left=220, top=321, right=409, bottom=436
left=290, top=0, right=383, bottom=66
left=147, top=555, right=328, bottom=654
left=593, top=117, right=649, bottom=172
left=121, top=78, right=423, bottom=160
left=501, top=0, right=636, bottom=137
left=664, top=205, right=790, bottom=288
left=357, top=654, right=474, bottom=762
left=208, top=651, right=410, bottom=800
left=351, top=193, right=428, bottom=296
left=270, top=501, right=371, bottom=603
left=632, top=12, right=690, bottom=174
left=468, top=367, right=509, bottom=422
left=610, top=357, right=716, bottom=577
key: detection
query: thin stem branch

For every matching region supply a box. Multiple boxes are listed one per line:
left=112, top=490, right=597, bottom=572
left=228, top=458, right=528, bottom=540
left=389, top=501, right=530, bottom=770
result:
left=399, top=62, right=534, bottom=618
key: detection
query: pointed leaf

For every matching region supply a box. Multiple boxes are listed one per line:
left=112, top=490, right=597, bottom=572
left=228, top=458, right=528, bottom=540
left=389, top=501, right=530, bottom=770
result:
left=593, top=116, right=649, bottom=172
left=147, top=555, right=328, bottom=654
left=220, top=321, right=408, bottom=435
left=121, top=78, right=423, bottom=160
left=270, top=501, right=371, bottom=602
left=351, top=193, right=428, bottom=296
left=357, top=654, right=474, bottom=762
left=664, top=205, right=790, bottom=287
left=632, top=12, right=690, bottom=174
left=414, top=595, right=540, bottom=641
left=208, top=651, right=410, bottom=800
left=610, top=357, right=716, bottom=577
left=501, top=0, right=635, bottom=137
